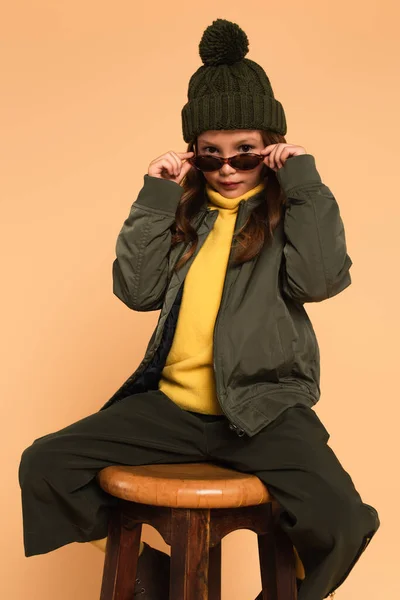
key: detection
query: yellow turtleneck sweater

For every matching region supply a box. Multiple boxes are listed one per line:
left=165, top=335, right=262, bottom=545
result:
left=158, top=180, right=265, bottom=414
left=158, top=179, right=306, bottom=581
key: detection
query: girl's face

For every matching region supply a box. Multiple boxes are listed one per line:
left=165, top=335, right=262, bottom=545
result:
left=195, top=129, right=266, bottom=197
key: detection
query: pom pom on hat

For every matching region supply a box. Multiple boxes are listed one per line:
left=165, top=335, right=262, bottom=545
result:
left=199, top=18, right=249, bottom=66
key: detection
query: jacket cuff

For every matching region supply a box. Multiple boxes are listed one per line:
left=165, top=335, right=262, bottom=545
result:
left=134, top=174, right=184, bottom=214
left=275, top=154, right=322, bottom=192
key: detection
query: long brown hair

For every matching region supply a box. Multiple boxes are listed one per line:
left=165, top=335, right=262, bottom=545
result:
left=171, top=129, right=287, bottom=273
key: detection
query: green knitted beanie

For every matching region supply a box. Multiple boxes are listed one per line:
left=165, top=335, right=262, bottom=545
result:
left=181, top=18, right=287, bottom=144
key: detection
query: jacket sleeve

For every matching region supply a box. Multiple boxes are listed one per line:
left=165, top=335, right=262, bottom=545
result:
left=276, top=153, right=353, bottom=304
left=112, top=174, right=183, bottom=311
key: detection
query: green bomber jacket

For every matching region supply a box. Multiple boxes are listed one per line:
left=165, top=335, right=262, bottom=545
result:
left=99, top=154, right=352, bottom=438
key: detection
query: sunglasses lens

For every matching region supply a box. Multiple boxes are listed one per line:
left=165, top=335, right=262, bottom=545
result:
left=231, top=154, right=261, bottom=170
left=192, top=156, right=222, bottom=172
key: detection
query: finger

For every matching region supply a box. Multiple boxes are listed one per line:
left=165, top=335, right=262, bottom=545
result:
left=270, top=145, right=280, bottom=167
left=272, top=144, right=284, bottom=169
left=265, top=153, right=278, bottom=171
left=177, top=159, right=193, bottom=184
left=263, top=155, right=272, bottom=169
left=264, top=148, right=275, bottom=169
left=172, top=150, right=195, bottom=178
left=150, top=150, right=193, bottom=167
left=277, top=147, right=293, bottom=168
left=275, top=147, right=285, bottom=169
left=260, top=144, right=275, bottom=155
left=159, top=158, right=178, bottom=179
left=168, top=152, right=181, bottom=177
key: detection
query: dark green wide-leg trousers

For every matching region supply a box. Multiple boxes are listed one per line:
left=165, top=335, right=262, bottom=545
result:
left=18, top=390, right=380, bottom=600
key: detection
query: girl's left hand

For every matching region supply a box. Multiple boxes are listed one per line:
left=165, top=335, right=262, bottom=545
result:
left=260, top=143, right=306, bottom=172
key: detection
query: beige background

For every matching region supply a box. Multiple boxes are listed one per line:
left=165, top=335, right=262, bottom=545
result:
left=2, top=1, right=399, bottom=598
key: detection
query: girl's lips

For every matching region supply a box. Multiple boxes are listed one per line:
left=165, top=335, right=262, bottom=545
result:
left=220, top=182, right=241, bottom=186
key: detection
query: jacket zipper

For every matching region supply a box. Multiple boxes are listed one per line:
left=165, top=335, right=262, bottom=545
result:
left=213, top=200, right=245, bottom=435
left=141, top=209, right=211, bottom=375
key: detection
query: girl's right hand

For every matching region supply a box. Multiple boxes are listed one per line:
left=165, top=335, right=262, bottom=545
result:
left=148, top=151, right=194, bottom=186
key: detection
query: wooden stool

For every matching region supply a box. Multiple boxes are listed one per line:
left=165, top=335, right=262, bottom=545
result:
left=97, top=462, right=298, bottom=599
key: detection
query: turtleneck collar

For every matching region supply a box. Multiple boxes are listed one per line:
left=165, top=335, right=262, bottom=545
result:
left=205, top=180, right=266, bottom=212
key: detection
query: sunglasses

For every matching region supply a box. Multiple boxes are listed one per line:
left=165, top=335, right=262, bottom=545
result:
left=187, top=152, right=265, bottom=172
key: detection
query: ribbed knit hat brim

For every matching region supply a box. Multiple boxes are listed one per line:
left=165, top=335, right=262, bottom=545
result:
left=182, top=92, right=286, bottom=143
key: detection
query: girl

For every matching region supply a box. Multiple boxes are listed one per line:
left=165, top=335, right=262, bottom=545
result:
left=18, top=18, right=380, bottom=600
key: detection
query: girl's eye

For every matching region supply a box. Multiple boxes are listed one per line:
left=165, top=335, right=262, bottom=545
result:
left=203, top=144, right=255, bottom=154
left=240, top=144, right=255, bottom=153
left=203, top=147, right=218, bottom=154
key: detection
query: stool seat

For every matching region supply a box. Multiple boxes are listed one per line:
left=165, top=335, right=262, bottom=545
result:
left=98, top=462, right=272, bottom=508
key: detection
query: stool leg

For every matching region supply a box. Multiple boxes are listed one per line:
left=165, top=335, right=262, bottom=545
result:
left=170, top=508, right=210, bottom=599
left=100, top=508, right=142, bottom=600
left=208, top=541, right=221, bottom=600
left=273, top=526, right=297, bottom=600
left=258, top=531, right=278, bottom=600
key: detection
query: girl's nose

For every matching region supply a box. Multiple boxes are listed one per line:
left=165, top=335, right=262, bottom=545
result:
left=219, top=162, right=236, bottom=174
